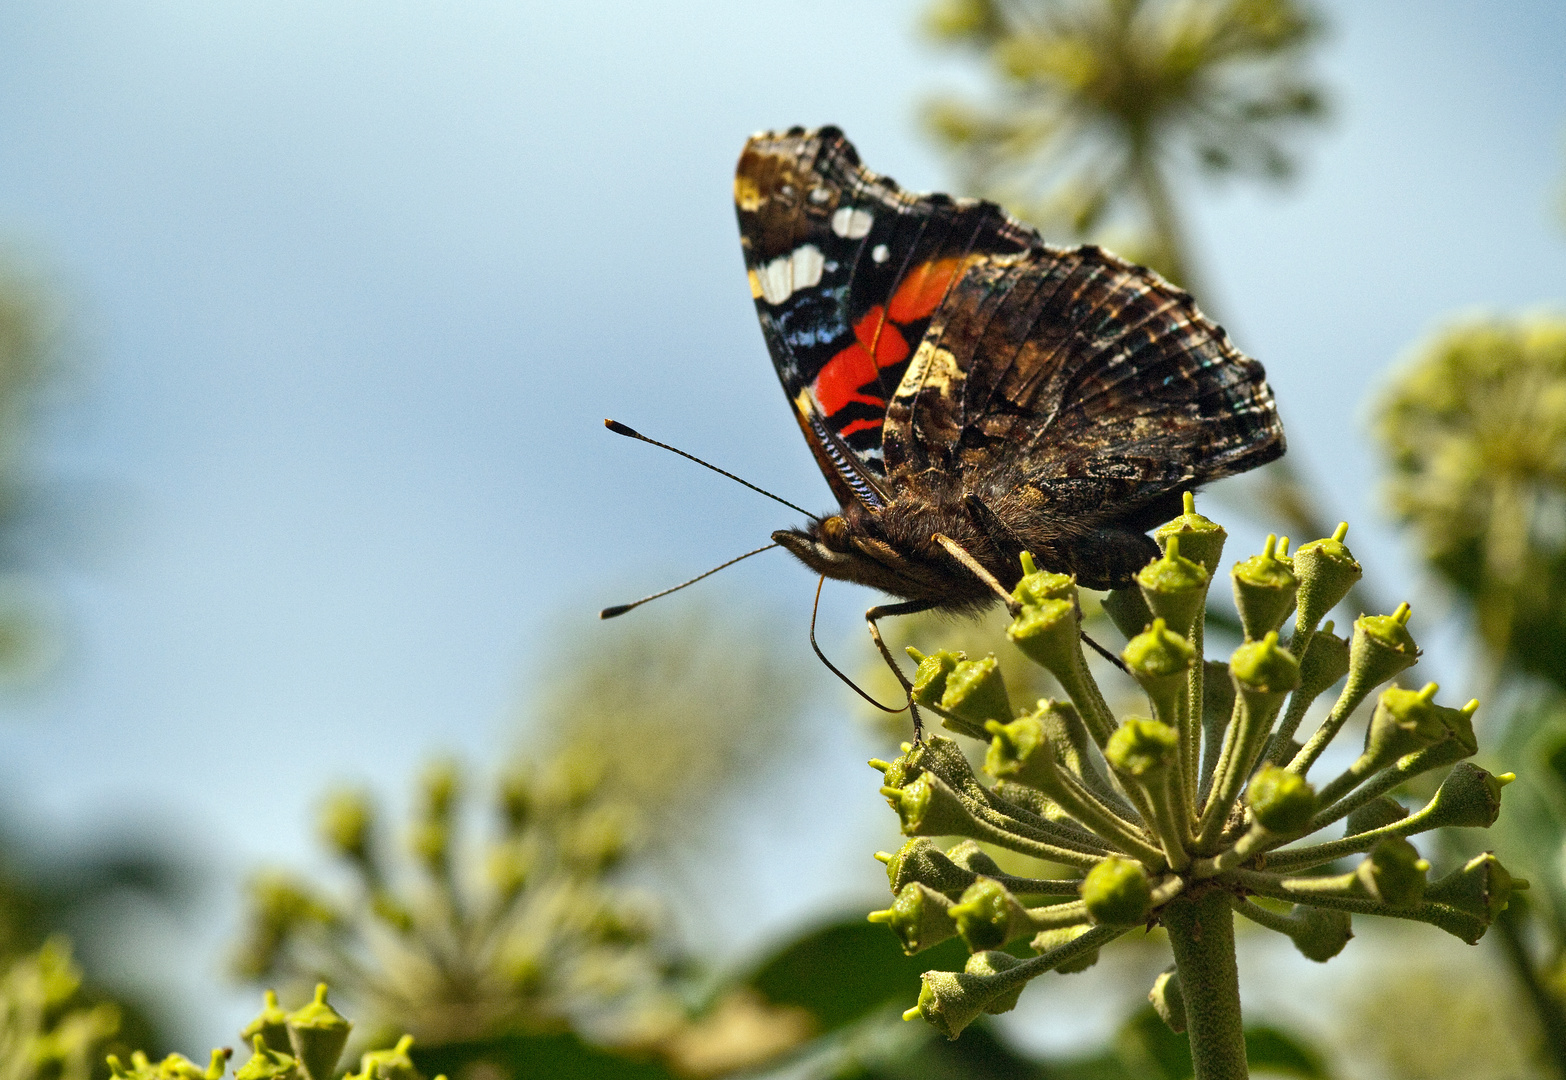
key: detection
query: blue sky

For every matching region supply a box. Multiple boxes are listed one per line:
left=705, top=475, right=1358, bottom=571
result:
left=0, top=0, right=1560, bottom=1049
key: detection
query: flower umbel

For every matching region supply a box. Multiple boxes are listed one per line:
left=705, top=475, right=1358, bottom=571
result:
left=871, top=496, right=1520, bottom=1077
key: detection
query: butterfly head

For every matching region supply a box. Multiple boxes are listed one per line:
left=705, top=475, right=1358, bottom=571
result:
left=772, top=511, right=949, bottom=603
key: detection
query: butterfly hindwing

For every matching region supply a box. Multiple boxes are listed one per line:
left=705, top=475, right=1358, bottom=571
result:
left=735, top=126, right=1036, bottom=505
left=883, top=244, right=1284, bottom=531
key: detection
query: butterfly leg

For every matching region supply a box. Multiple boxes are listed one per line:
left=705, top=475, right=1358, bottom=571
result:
left=956, top=505, right=1133, bottom=676
left=931, top=533, right=1023, bottom=617
left=866, top=599, right=939, bottom=741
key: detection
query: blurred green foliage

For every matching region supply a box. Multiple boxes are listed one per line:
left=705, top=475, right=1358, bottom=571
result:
left=1372, top=314, right=1566, bottom=1078
left=530, top=603, right=805, bottom=849
left=232, top=756, right=679, bottom=1054
left=1376, top=316, right=1566, bottom=688
left=0, top=939, right=121, bottom=1080
left=0, top=257, right=61, bottom=686
left=920, top=0, right=1326, bottom=291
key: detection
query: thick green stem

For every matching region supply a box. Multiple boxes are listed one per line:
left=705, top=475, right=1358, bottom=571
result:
left=1164, top=889, right=1249, bottom=1080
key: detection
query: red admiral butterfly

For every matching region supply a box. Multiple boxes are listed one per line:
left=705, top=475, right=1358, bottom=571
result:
left=736, top=126, right=1284, bottom=630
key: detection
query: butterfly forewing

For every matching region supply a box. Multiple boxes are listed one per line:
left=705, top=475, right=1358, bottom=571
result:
left=735, top=126, right=1036, bottom=501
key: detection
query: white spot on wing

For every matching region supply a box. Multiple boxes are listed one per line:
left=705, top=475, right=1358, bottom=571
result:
left=809, top=186, right=831, bottom=204
left=872, top=244, right=889, bottom=263
left=756, top=244, right=826, bottom=305
left=831, top=206, right=874, bottom=239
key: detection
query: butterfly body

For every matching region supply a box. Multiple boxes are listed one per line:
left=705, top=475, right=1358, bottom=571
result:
left=737, top=126, right=1284, bottom=609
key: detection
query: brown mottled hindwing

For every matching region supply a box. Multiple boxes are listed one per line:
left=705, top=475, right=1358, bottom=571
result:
left=884, top=244, right=1284, bottom=565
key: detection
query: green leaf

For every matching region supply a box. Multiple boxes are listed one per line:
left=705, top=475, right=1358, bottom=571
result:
left=746, top=915, right=976, bottom=1032
left=1243, top=1025, right=1332, bottom=1078
left=1114, top=1006, right=1331, bottom=1079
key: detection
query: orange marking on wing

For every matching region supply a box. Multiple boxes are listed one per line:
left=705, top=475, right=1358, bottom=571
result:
left=888, top=257, right=966, bottom=323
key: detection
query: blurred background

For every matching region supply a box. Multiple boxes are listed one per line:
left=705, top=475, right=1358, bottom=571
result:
left=0, top=1, right=1561, bottom=1077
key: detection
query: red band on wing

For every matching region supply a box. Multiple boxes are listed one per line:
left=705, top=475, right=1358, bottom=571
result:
left=838, top=417, right=883, bottom=437
left=813, top=305, right=910, bottom=418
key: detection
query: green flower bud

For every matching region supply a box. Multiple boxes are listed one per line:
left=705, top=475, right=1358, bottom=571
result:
left=984, top=713, right=1057, bottom=791
left=1351, top=603, right=1420, bottom=686
left=877, top=838, right=978, bottom=898
left=950, top=877, right=1027, bottom=951
left=1149, top=967, right=1186, bottom=1033
left=1436, top=699, right=1480, bottom=757
left=133, top=1051, right=231, bottom=1080
left=240, top=992, right=292, bottom=1064
left=869, top=744, right=922, bottom=793
left=345, top=1036, right=418, bottom=1080
left=913, top=735, right=993, bottom=801
left=1005, top=598, right=1079, bottom=675
left=941, top=655, right=1014, bottom=729
left=1082, top=858, right=1153, bottom=926
left=1102, top=587, right=1155, bottom=640
left=868, top=882, right=960, bottom=954
left=318, top=790, right=373, bottom=866
left=1136, top=536, right=1211, bottom=637
left=1123, top=618, right=1196, bottom=681
left=906, top=949, right=1037, bottom=1038
left=1012, top=552, right=1076, bottom=608
left=966, top=950, right=1028, bottom=1015
left=1105, top=718, right=1179, bottom=779
left=1345, top=797, right=1408, bottom=836
left=883, top=773, right=979, bottom=838
left=1013, top=699, right=1118, bottom=803
left=1030, top=924, right=1101, bottom=972
left=235, top=1036, right=299, bottom=1080
left=1420, top=763, right=1512, bottom=830
left=1154, top=492, right=1228, bottom=577
left=1286, top=905, right=1353, bottom=962
left=1356, top=837, right=1429, bottom=908
left=1292, top=523, right=1362, bottom=632
left=944, top=839, right=1004, bottom=877
left=286, top=984, right=352, bottom=1080
left=1232, top=535, right=1299, bottom=641
left=1425, top=853, right=1524, bottom=923
left=1123, top=619, right=1195, bottom=722
left=1364, top=684, right=1449, bottom=766
left=1296, top=620, right=1350, bottom=699
left=1247, top=766, right=1316, bottom=834
left=1230, top=632, right=1301, bottom=696
left=908, top=649, right=965, bottom=708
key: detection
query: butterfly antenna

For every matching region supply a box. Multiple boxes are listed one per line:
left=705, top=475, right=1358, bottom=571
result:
left=1082, top=630, right=1131, bottom=674
left=809, top=575, right=910, bottom=713
left=603, top=419, right=820, bottom=521
left=600, top=542, right=780, bottom=619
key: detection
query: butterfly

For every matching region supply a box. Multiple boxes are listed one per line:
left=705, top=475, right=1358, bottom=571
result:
left=736, top=126, right=1284, bottom=652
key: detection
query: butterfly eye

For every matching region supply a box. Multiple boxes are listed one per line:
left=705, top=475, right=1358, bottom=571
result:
left=821, top=515, right=852, bottom=552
